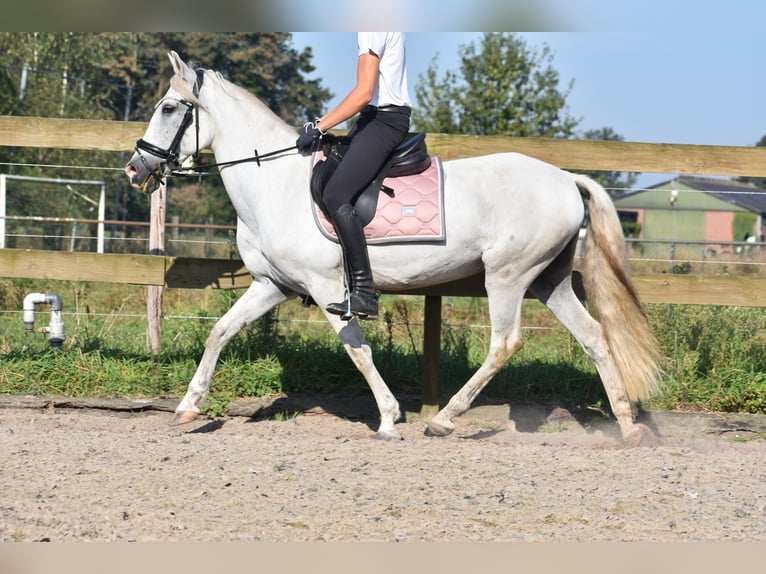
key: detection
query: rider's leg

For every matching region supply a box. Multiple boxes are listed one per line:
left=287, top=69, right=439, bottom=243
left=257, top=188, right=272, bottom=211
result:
left=326, top=203, right=379, bottom=319
left=322, top=109, right=410, bottom=320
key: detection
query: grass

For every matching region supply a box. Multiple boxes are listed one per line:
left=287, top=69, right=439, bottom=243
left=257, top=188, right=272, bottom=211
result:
left=1, top=278, right=766, bottom=416
left=645, top=304, right=766, bottom=414
left=728, top=432, right=766, bottom=443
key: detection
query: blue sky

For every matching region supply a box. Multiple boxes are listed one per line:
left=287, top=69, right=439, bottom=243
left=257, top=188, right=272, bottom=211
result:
left=291, top=26, right=763, bottom=189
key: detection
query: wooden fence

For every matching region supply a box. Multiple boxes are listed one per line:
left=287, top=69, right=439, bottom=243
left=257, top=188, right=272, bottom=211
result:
left=3, top=249, right=766, bottom=307
left=3, top=115, right=766, bottom=414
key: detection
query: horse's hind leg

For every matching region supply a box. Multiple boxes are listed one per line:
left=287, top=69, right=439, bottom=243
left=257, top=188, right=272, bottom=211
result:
left=426, top=282, right=526, bottom=437
left=171, top=280, right=290, bottom=426
left=530, top=272, right=656, bottom=446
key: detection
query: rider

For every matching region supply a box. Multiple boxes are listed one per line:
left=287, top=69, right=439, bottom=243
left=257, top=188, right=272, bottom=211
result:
left=296, top=32, right=412, bottom=320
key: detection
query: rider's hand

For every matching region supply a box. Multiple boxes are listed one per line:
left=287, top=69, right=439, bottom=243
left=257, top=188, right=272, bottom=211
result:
left=296, top=121, right=325, bottom=152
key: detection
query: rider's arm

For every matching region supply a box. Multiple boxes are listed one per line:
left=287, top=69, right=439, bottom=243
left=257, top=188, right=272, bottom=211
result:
left=316, top=51, right=379, bottom=132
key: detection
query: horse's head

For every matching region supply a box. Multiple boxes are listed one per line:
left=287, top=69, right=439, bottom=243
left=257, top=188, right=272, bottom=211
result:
left=125, top=51, right=208, bottom=194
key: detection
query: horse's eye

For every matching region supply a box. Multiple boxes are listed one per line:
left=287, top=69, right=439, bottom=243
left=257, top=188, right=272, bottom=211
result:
left=161, top=102, right=176, bottom=114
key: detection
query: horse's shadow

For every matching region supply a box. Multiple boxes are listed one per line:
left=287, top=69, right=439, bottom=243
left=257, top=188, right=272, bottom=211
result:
left=243, top=393, right=416, bottom=433
left=185, top=392, right=634, bottom=441
left=186, top=419, right=227, bottom=434
left=179, top=358, right=633, bottom=440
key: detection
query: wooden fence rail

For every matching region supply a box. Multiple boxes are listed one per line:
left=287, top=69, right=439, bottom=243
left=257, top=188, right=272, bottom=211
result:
left=3, top=115, right=766, bottom=414
left=3, top=115, right=766, bottom=177
left=3, top=249, right=766, bottom=307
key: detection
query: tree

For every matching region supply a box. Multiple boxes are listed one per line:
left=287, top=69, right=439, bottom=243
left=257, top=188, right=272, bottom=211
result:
left=102, top=33, right=332, bottom=226
left=413, top=56, right=459, bottom=134
left=0, top=33, right=130, bottom=225
left=0, top=65, right=18, bottom=115
left=0, top=33, right=116, bottom=120
left=0, top=33, right=332, bottom=227
left=132, top=33, right=331, bottom=125
left=577, top=127, right=638, bottom=196
left=413, top=33, right=579, bottom=138
left=733, top=211, right=758, bottom=242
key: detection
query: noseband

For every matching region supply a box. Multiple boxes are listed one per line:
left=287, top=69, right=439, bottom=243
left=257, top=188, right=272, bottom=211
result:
left=133, top=69, right=205, bottom=193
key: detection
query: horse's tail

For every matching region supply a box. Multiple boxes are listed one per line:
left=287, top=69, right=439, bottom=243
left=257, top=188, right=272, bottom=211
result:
left=573, top=173, right=665, bottom=402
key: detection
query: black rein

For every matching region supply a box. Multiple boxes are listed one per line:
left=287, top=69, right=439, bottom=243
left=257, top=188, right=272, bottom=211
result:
left=171, top=144, right=299, bottom=177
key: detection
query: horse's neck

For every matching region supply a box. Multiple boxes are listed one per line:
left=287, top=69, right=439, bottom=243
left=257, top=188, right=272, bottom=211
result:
left=213, top=118, right=292, bottom=164
left=204, top=84, right=310, bottom=229
left=207, top=80, right=296, bottom=158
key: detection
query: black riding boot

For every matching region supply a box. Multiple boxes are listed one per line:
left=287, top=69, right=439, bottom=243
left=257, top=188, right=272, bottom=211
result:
left=326, top=204, right=379, bottom=320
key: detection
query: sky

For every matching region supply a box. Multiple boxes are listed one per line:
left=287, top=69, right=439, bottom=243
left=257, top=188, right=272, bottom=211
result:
left=291, top=25, right=763, bottom=190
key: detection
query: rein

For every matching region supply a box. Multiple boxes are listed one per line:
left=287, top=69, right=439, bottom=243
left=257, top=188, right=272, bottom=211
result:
left=170, top=144, right=298, bottom=177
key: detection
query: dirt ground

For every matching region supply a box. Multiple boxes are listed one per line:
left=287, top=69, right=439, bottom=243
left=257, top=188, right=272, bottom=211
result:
left=1, top=395, right=765, bottom=542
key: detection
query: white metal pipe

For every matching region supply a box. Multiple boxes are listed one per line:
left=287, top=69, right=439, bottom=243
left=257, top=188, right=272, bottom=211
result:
left=22, top=292, right=65, bottom=349
left=23, top=293, right=48, bottom=332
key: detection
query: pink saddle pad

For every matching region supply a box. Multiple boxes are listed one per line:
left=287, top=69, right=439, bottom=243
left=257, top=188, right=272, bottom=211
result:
left=311, top=154, right=445, bottom=245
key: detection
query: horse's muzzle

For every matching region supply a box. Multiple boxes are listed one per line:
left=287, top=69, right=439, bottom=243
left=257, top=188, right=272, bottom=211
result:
left=125, top=155, right=165, bottom=195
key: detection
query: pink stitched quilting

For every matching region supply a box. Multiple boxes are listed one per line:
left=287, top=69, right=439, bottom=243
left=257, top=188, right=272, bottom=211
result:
left=312, top=156, right=445, bottom=245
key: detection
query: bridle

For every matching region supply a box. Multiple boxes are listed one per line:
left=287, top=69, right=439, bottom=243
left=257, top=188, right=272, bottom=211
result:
left=133, top=68, right=298, bottom=194
left=132, top=70, right=204, bottom=194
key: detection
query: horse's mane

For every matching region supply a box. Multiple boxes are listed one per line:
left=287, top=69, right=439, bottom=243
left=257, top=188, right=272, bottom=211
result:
left=204, top=69, right=289, bottom=130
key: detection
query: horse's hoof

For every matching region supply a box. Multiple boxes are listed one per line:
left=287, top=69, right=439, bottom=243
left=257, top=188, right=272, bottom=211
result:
left=623, top=423, right=659, bottom=447
left=424, top=421, right=453, bottom=437
left=169, top=410, right=199, bottom=426
left=373, top=430, right=403, bottom=441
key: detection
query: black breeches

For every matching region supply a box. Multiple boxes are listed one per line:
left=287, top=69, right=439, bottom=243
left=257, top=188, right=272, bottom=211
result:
left=323, top=108, right=410, bottom=217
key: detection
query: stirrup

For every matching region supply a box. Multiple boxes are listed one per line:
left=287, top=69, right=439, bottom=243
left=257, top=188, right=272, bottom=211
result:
left=342, top=284, right=354, bottom=321
left=326, top=290, right=379, bottom=321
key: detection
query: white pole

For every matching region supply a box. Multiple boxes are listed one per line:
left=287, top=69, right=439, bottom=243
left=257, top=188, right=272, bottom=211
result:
left=97, top=183, right=105, bottom=253
left=0, top=174, right=6, bottom=249
left=146, top=181, right=166, bottom=356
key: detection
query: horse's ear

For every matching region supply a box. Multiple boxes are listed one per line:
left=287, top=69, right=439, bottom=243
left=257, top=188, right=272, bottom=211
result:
left=167, top=52, right=201, bottom=105
left=168, top=51, right=195, bottom=83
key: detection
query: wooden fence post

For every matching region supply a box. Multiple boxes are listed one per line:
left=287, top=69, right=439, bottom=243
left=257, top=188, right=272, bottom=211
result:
left=146, top=182, right=166, bottom=356
left=420, top=295, right=442, bottom=417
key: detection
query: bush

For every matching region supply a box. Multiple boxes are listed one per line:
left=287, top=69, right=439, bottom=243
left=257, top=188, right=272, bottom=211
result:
left=645, top=304, right=766, bottom=412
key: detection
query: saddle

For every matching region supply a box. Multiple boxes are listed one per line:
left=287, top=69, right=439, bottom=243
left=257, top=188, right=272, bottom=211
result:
left=310, top=132, right=432, bottom=226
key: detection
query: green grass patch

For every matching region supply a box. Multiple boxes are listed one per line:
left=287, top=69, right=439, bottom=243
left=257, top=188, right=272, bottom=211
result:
left=1, top=279, right=765, bottom=415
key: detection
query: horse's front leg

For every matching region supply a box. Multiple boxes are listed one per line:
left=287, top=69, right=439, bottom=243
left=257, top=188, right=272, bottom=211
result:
left=171, top=279, right=290, bottom=426
left=324, top=312, right=402, bottom=440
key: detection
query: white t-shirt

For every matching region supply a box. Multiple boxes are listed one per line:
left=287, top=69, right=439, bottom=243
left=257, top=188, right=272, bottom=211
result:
left=357, top=32, right=412, bottom=108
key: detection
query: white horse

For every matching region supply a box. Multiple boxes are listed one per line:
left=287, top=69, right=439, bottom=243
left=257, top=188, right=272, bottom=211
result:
left=125, top=51, right=664, bottom=445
